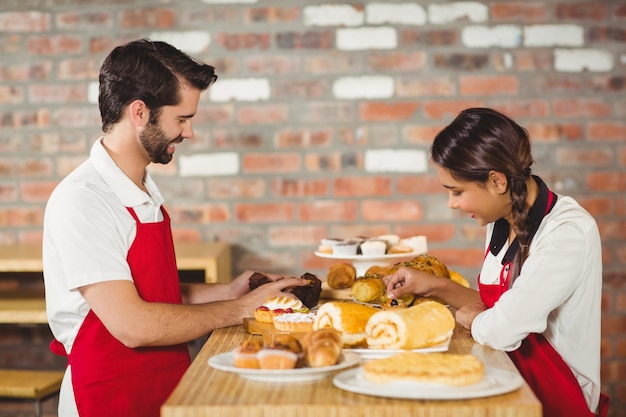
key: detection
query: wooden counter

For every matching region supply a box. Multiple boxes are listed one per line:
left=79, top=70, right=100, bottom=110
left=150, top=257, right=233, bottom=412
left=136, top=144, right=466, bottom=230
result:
left=162, top=324, right=542, bottom=417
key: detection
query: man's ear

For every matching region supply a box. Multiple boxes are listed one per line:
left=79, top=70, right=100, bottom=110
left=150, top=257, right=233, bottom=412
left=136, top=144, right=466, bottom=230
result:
left=128, top=100, right=149, bottom=127
left=488, top=171, right=508, bottom=194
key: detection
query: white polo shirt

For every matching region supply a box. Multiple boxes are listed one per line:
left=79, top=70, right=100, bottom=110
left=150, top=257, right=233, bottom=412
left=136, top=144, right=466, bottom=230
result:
left=43, top=138, right=165, bottom=416
left=472, top=196, right=602, bottom=412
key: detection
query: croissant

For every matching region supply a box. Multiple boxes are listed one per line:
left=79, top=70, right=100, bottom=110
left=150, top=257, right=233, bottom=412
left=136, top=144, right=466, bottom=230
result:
left=326, top=263, right=356, bottom=289
left=351, top=275, right=385, bottom=303
left=301, top=328, right=343, bottom=368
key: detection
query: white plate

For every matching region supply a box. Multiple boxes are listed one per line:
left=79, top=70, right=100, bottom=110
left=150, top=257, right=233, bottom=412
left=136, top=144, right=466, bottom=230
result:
left=208, top=351, right=361, bottom=383
left=315, top=251, right=422, bottom=262
left=347, top=337, right=450, bottom=360
left=333, top=366, right=524, bottom=400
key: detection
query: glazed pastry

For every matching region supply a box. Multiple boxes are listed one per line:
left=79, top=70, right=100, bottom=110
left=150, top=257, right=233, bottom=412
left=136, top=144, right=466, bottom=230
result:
left=326, top=263, right=356, bottom=289
left=365, top=300, right=455, bottom=350
left=363, top=352, right=484, bottom=386
left=351, top=275, right=385, bottom=304
left=313, top=301, right=379, bottom=347
left=249, top=272, right=322, bottom=309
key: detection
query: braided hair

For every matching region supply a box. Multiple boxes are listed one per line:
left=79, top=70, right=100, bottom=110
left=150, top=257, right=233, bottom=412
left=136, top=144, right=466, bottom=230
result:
left=430, top=108, right=534, bottom=280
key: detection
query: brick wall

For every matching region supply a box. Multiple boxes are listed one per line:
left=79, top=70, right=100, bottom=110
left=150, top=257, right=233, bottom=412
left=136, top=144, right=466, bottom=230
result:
left=0, top=0, right=624, bottom=415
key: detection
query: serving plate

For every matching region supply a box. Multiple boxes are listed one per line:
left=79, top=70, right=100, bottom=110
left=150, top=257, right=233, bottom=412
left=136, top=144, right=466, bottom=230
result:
left=315, top=251, right=425, bottom=276
left=333, top=366, right=524, bottom=399
left=347, top=337, right=450, bottom=360
left=208, top=351, right=360, bottom=383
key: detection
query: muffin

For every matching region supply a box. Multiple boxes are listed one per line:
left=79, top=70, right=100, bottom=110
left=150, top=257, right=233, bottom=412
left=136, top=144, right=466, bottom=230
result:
left=332, top=241, right=359, bottom=256
left=233, top=339, right=262, bottom=369
left=360, top=239, right=387, bottom=256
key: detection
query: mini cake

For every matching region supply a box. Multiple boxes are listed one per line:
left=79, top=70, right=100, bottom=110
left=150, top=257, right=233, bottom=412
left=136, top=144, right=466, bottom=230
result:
left=332, top=240, right=359, bottom=256
left=273, top=311, right=316, bottom=333
left=377, top=234, right=400, bottom=247
left=253, top=295, right=304, bottom=324
left=399, top=235, right=428, bottom=254
left=258, top=334, right=303, bottom=369
left=360, top=239, right=387, bottom=256
left=233, top=339, right=262, bottom=369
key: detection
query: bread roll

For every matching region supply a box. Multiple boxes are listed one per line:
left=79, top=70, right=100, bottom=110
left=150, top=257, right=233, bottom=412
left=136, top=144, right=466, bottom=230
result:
left=365, top=300, right=455, bottom=349
left=301, top=328, right=342, bottom=368
left=351, top=275, right=385, bottom=303
left=326, top=263, right=356, bottom=289
left=313, top=301, right=379, bottom=347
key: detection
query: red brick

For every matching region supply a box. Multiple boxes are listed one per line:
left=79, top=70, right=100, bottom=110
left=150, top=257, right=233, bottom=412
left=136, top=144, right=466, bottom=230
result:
left=275, top=128, right=332, bottom=148
left=298, top=200, right=358, bottom=222
left=171, top=228, right=202, bottom=243
left=368, top=52, right=426, bottom=72
left=360, top=102, right=419, bottom=122
left=433, top=53, right=489, bottom=71
left=0, top=86, right=23, bottom=104
left=597, top=220, right=626, bottom=240
left=55, top=11, right=113, bottom=29
left=552, top=98, right=613, bottom=118
left=490, top=100, right=550, bottom=118
left=395, top=223, right=456, bottom=243
left=273, top=79, right=329, bottom=98
left=0, top=183, right=17, bottom=202
left=601, top=314, right=626, bottom=336
left=244, top=55, right=300, bottom=74
left=497, top=50, right=553, bottom=71
left=556, top=3, right=608, bottom=20
left=526, top=122, right=584, bottom=142
left=337, top=125, right=397, bottom=147
left=0, top=207, right=44, bottom=227
left=268, top=225, right=327, bottom=247
left=19, top=182, right=57, bottom=203
left=242, top=152, right=301, bottom=173
left=304, top=55, right=363, bottom=74
left=28, top=84, right=86, bottom=103
left=270, top=178, right=329, bottom=197
left=170, top=204, right=230, bottom=224
left=459, top=75, right=518, bottom=96
left=0, top=61, right=53, bottom=82
left=396, top=78, right=455, bottom=97
left=301, top=102, right=355, bottom=123
left=490, top=3, right=548, bottom=20
left=212, top=128, right=262, bottom=148
left=215, top=33, right=271, bottom=51
left=237, top=105, right=289, bottom=124
left=195, top=104, right=235, bottom=125
left=236, top=203, right=295, bottom=223
left=276, top=31, right=333, bottom=49
left=362, top=200, right=422, bottom=222
left=588, top=122, right=626, bottom=141
left=305, top=152, right=361, bottom=172
left=27, top=35, right=83, bottom=55
left=396, top=175, right=446, bottom=195
left=244, top=7, right=300, bottom=23
left=207, top=178, right=266, bottom=199
left=0, top=11, right=50, bottom=32
left=555, top=148, right=613, bottom=167
left=119, top=8, right=176, bottom=28
left=577, top=196, right=615, bottom=217
left=430, top=247, right=485, bottom=268
left=403, top=125, right=446, bottom=144
left=57, top=58, right=101, bottom=80
left=333, top=176, right=392, bottom=197
left=588, top=172, right=626, bottom=192
left=589, top=75, right=626, bottom=92
left=422, top=100, right=483, bottom=120
left=400, top=29, right=458, bottom=46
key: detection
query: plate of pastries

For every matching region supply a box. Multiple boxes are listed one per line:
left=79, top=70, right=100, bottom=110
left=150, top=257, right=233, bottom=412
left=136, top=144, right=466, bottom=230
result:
left=208, top=329, right=361, bottom=382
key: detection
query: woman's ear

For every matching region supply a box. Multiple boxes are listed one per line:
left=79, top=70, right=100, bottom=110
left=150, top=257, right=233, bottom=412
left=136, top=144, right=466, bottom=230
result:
left=488, top=171, right=508, bottom=194
left=128, top=100, right=149, bottom=127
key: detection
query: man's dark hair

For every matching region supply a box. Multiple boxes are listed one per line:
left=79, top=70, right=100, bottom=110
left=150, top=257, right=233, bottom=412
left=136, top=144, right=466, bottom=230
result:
left=98, top=38, right=217, bottom=133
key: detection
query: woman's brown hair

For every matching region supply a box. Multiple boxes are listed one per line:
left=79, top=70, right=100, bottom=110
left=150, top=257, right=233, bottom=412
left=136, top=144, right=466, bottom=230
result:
left=430, top=107, right=534, bottom=279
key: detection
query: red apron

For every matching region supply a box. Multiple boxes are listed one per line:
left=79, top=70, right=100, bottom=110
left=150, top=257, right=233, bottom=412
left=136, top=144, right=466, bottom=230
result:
left=51, top=206, right=190, bottom=417
left=478, top=189, right=608, bottom=417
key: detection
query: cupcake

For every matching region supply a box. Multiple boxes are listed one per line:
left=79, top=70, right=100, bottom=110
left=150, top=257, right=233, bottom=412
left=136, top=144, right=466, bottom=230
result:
left=377, top=234, right=400, bottom=247
left=233, top=339, right=262, bottom=369
left=399, top=235, right=428, bottom=254
left=257, top=335, right=303, bottom=369
left=360, top=239, right=387, bottom=256
left=332, top=240, right=359, bottom=256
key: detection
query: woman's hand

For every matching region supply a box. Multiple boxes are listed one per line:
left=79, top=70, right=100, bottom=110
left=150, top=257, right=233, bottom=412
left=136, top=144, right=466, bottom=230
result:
left=455, top=302, right=487, bottom=330
left=383, top=266, right=440, bottom=299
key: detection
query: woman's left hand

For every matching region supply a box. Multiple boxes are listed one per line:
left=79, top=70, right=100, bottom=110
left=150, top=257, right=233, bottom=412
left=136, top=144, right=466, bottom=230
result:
left=455, top=302, right=487, bottom=330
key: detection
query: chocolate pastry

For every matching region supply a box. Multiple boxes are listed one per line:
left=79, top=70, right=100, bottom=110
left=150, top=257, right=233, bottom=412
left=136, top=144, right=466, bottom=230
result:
left=248, top=272, right=322, bottom=309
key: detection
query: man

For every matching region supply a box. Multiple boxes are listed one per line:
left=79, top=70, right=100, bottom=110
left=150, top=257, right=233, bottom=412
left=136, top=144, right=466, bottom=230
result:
left=43, top=39, right=303, bottom=417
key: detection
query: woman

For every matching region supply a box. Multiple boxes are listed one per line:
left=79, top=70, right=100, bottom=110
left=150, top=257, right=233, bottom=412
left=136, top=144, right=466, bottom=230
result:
left=384, top=108, right=608, bottom=417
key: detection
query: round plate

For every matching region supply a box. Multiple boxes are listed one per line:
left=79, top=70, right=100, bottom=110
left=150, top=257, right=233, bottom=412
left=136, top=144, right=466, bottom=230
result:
left=333, top=366, right=524, bottom=399
left=314, top=251, right=421, bottom=262
left=347, top=337, right=450, bottom=360
left=208, top=351, right=361, bottom=383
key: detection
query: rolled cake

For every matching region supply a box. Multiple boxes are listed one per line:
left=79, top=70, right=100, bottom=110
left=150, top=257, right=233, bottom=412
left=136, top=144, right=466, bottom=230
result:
left=313, top=301, right=379, bottom=347
left=365, top=300, right=455, bottom=349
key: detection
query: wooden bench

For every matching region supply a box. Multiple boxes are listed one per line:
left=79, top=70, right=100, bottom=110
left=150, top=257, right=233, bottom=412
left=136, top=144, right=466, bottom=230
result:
left=0, top=369, right=64, bottom=417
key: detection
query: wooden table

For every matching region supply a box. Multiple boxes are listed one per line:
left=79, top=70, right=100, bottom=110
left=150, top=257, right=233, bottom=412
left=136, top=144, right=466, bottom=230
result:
left=162, top=324, right=542, bottom=417
left=0, top=242, right=231, bottom=324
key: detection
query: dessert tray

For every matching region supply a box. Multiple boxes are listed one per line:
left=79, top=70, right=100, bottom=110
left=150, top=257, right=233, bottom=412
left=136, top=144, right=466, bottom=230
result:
left=208, top=351, right=360, bottom=383
left=314, top=251, right=425, bottom=276
left=333, top=366, right=524, bottom=400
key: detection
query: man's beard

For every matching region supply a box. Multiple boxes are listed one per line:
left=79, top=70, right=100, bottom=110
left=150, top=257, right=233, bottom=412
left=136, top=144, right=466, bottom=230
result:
left=139, top=121, right=181, bottom=165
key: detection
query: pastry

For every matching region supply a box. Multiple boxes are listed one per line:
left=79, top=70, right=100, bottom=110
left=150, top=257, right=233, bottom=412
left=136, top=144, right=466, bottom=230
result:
left=301, top=328, right=343, bottom=368
left=233, top=338, right=262, bottom=369
left=253, top=295, right=304, bottom=324
left=273, top=310, right=315, bottom=333
left=365, top=300, right=455, bottom=349
left=249, top=272, right=322, bottom=309
left=326, top=263, right=356, bottom=289
left=363, top=352, right=484, bottom=386
left=313, top=301, right=379, bottom=347
left=351, top=275, right=385, bottom=304
left=406, top=254, right=450, bottom=278
left=365, top=265, right=390, bottom=276
left=379, top=293, right=416, bottom=309
left=359, top=239, right=387, bottom=256
left=258, top=334, right=303, bottom=369
left=449, top=270, right=470, bottom=288
left=388, top=243, right=413, bottom=254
